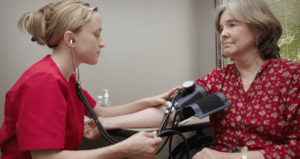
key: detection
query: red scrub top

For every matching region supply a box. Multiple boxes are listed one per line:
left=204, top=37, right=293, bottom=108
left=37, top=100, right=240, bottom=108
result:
left=0, top=55, right=97, bottom=159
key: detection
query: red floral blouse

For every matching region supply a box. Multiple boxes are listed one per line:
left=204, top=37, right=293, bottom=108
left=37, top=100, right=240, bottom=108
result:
left=195, top=59, right=300, bottom=159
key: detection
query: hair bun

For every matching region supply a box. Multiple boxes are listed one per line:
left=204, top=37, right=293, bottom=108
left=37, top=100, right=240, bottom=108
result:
left=18, top=1, right=97, bottom=49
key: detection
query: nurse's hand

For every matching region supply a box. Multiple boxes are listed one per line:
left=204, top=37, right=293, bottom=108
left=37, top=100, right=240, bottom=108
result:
left=146, top=86, right=182, bottom=108
left=121, top=131, right=162, bottom=159
left=193, top=148, right=240, bottom=159
left=83, top=117, right=104, bottom=140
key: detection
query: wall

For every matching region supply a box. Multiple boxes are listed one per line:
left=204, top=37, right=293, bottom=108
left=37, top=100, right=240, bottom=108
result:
left=198, top=0, right=217, bottom=77
left=0, top=0, right=216, bottom=158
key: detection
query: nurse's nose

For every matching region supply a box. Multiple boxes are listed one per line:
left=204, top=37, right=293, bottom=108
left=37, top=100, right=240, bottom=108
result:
left=99, top=37, right=105, bottom=48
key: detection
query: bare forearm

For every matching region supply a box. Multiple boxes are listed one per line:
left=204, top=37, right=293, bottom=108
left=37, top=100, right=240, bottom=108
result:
left=95, top=86, right=181, bottom=118
left=244, top=151, right=265, bottom=159
left=100, top=98, right=151, bottom=117
left=195, top=148, right=265, bottom=159
left=103, top=106, right=176, bottom=130
left=221, top=150, right=265, bottom=159
left=217, top=150, right=265, bottom=159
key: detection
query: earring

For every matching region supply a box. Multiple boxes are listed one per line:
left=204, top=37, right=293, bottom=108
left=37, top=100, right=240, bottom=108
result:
left=255, top=37, right=261, bottom=47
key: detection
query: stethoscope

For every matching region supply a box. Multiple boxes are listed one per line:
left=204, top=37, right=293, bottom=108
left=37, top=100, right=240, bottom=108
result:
left=70, top=39, right=119, bottom=143
left=70, top=38, right=189, bottom=158
left=69, top=39, right=235, bottom=159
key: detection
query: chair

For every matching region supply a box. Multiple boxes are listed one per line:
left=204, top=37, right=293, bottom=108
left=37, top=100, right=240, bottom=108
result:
left=169, top=134, right=213, bottom=159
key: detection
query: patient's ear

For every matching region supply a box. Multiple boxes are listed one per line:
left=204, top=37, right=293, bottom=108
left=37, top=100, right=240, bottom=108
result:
left=254, top=27, right=263, bottom=38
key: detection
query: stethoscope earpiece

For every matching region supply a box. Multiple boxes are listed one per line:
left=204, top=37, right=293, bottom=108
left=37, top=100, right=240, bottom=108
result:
left=70, top=38, right=75, bottom=47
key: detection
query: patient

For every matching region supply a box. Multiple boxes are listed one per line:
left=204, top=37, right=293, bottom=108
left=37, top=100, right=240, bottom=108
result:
left=193, top=0, right=300, bottom=159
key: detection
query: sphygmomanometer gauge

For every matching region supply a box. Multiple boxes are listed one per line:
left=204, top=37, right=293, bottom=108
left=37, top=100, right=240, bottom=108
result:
left=182, top=80, right=194, bottom=88
left=182, top=81, right=195, bottom=95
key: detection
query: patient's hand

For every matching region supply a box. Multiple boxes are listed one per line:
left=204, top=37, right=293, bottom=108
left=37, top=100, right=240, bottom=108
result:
left=193, top=148, right=240, bottom=159
left=83, top=117, right=104, bottom=140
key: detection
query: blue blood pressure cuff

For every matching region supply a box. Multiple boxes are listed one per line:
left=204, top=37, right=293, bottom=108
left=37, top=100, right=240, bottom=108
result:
left=172, top=84, right=208, bottom=109
left=183, top=92, right=231, bottom=119
left=172, top=85, right=230, bottom=121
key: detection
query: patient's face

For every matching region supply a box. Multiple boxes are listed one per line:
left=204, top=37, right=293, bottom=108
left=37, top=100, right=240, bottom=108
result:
left=219, top=9, right=257, bottom=59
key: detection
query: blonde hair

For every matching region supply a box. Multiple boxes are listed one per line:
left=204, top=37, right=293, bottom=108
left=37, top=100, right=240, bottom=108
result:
left=18, top=1, right=98, bottom=48
left=215, top=0, right=282, bottom=60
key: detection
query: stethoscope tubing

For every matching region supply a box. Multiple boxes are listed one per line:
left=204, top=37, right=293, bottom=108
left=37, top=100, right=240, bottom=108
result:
left=70, top=40, right=188, bottom=157
left=77, top=83, right=189, bottom=158
left=76, top=81, right=118, bottom=144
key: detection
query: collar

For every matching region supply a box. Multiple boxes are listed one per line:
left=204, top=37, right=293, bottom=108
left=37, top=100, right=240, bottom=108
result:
left=233, top=58, right=273, bottom=75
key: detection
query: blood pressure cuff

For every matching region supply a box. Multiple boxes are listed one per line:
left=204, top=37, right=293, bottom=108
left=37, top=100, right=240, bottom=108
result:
left=172, top=84, right=208, bottom=110
left=178, top=92, right=231, bottom=120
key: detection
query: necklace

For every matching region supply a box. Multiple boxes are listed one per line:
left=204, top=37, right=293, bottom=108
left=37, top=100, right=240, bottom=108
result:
left=232, top=67, right=261, bottom=153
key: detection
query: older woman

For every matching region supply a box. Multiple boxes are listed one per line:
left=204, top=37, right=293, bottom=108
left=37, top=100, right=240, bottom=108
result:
left=193, top=0, right=300, bottom=159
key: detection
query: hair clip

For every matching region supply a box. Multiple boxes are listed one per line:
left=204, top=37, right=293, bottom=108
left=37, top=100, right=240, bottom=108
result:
left=31, top=37, right=37, bottom=42
left=79, top=4, right=93, bottom=11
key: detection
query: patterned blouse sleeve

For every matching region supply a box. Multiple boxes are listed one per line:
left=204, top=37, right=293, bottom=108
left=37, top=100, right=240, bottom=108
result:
left=260, top=68, right=300, bottom=159
left=195, top=67, right=223, bottom=95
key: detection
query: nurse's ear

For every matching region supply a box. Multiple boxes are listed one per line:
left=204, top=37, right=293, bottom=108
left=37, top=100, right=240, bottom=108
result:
left=63, top=31, right=76, bottom=48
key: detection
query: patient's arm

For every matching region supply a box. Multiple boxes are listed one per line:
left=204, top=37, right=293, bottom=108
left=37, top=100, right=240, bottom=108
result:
left=103, top=105, right=178, bottom=130
left=87, top=86, right=182, bottom=118
left=83, top=105, right=178, bottom=140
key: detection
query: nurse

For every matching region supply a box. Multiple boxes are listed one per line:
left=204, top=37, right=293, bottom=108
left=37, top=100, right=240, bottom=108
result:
left=0, top=1, right=181, bottom=159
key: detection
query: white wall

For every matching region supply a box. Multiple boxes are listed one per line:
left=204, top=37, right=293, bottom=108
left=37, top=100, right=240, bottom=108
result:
left=0, top=0, right=216, bottom=158
left=198, top=0, right=217, bottom=77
